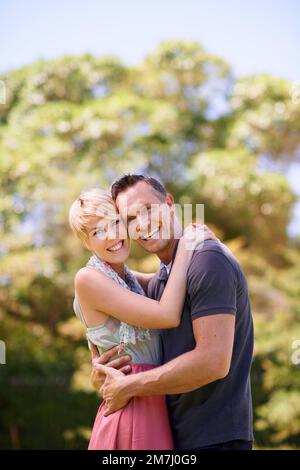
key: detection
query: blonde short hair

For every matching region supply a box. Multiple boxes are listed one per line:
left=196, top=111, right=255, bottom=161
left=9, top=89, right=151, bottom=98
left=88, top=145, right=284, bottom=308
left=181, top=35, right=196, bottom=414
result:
left=69, top=188, right=117, bottom=244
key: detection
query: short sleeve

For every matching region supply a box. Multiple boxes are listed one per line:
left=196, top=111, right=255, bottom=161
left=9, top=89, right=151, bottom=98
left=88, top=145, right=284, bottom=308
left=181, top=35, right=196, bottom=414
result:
left=187, top=250, right=237, bottom=321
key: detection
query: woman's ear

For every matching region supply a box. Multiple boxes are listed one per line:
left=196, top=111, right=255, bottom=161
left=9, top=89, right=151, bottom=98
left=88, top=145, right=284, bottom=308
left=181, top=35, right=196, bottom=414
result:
left=83, top=239, right=91, bottom=251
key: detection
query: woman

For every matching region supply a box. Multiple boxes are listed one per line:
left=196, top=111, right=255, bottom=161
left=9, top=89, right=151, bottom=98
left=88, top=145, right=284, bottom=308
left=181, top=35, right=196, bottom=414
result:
left=69, top=188, right=203, bottom=450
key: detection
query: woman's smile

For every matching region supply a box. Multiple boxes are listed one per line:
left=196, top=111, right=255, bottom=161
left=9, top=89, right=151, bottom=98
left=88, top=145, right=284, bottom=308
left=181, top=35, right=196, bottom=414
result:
left=106, top=240, right=124, bottom=253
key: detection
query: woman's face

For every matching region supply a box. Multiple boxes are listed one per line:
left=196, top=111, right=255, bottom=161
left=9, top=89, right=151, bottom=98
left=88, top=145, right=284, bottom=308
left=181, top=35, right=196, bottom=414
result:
left=85, top=206, right=130, bottom=264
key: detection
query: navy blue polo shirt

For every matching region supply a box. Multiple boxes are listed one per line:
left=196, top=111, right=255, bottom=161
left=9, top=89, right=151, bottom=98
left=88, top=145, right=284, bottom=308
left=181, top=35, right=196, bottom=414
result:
left=147, top=240, right=254, bottom=449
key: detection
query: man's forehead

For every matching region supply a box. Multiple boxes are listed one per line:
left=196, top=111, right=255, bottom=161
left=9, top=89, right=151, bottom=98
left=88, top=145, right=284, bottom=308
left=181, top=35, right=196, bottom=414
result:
left=117, top=197, right=153, bottom=215
left=116, top=189, right=161, bottom=214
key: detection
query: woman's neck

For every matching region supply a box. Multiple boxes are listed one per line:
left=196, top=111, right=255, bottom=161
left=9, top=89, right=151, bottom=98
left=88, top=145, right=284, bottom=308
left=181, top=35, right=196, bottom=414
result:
left=109, top=262, right=126, bottom=280
left=93, top=252, right=126, bottom=280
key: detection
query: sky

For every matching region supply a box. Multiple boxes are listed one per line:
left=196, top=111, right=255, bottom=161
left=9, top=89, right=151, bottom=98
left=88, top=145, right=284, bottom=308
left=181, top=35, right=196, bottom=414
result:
left=1, top=0, right=300, bottom=79
left=0, top=0, right=299, bottom=234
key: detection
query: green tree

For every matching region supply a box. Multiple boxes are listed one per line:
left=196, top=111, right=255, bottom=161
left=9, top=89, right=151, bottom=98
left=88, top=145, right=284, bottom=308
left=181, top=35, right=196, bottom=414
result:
left=0, top=41, right=299, bottom=449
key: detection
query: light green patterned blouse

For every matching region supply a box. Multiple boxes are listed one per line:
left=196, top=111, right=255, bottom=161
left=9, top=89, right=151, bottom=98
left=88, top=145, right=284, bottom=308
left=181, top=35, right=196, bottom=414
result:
left=73, top=254, right=162, bottom=365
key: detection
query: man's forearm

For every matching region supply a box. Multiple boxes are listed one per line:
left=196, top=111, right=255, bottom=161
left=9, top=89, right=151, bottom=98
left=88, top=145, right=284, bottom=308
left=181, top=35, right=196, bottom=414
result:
left=123, top=347, right=225, bottom=397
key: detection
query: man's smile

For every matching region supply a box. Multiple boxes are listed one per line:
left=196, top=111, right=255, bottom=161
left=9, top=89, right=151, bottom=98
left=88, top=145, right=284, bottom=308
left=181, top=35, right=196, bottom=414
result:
left=140, top=225, right=160, bottom=241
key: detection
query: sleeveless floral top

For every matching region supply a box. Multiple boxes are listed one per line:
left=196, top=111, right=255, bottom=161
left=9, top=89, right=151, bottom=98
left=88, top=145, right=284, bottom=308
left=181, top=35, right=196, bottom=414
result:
left=73, top=254, right=161, bottom=365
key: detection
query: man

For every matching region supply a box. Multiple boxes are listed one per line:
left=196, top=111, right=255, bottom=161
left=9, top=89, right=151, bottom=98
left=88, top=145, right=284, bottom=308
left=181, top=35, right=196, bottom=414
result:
left=91, top=174, right=254, bottom=450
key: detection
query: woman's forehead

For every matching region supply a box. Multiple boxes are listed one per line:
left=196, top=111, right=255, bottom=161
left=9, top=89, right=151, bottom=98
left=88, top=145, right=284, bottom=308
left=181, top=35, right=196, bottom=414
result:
left=86, top=212, right=119, bottom=229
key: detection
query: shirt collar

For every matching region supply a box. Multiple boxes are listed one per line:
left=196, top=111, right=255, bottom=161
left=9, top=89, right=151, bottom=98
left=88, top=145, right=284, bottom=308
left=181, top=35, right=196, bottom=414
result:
left=158, top=239, right=180, bottom=281
left=160, top=261, right=172, bottom=275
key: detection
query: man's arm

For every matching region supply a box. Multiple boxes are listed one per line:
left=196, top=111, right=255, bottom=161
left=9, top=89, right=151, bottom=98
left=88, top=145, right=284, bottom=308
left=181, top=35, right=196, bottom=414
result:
left=99, top=314, right=235, bottom=413
left=125, top=313, right=235, bottom=395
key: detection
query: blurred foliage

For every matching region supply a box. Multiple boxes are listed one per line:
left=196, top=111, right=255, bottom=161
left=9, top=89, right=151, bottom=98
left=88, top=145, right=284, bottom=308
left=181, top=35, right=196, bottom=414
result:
left=0, top=41, right=300, bottom=449
left=228, top=75, right=300, bottom=162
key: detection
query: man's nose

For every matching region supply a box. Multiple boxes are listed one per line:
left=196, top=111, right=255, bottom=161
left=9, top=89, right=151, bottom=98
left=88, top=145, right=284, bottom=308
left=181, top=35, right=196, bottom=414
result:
left=137, top=219, right=150, bottom=235
left=136, top=216, right=147, bottom=233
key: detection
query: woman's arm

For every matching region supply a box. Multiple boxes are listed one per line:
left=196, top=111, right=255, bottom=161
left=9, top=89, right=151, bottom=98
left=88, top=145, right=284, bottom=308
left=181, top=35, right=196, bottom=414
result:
left=129, top=270, right=156, bottom=293
left=75, top=237, right=193, bottom=330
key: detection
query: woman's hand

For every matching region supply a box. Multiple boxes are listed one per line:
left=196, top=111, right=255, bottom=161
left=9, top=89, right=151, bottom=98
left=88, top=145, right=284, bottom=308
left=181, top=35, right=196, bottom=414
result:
left=202, top=224, right=218, bottom=242
left=181, top=223, right=216, bottom=254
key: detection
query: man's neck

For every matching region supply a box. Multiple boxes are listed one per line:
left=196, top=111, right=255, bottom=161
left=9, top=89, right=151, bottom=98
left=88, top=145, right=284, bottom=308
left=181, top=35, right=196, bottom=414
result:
left=156, top=224, right=183, bottom=265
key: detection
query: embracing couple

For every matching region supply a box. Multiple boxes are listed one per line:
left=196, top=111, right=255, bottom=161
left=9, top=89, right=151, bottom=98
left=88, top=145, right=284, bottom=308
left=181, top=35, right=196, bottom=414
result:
left=68, top=174, right=254, bottom=451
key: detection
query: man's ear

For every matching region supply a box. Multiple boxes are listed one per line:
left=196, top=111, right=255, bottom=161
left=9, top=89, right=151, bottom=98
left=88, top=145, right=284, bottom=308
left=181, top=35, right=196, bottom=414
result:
left=166, top=193, right=175, bottom=208
left=165, top=193, right=175, bottom=216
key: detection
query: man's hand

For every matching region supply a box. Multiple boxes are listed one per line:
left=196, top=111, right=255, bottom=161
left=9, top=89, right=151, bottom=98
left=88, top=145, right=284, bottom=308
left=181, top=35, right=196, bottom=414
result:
left=94, top=363, right=132, bottom=416
left=90, top=343, right=132, bottom=393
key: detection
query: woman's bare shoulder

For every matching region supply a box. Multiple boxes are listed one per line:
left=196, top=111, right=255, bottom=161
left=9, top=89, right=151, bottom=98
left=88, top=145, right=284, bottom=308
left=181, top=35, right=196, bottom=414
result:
left=74, top=266, right=106, bottom=291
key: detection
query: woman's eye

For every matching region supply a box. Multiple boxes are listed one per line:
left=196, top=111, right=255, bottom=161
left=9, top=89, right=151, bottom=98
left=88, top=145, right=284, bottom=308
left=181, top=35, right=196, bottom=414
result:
left=94, top=228, right=106, bottom=236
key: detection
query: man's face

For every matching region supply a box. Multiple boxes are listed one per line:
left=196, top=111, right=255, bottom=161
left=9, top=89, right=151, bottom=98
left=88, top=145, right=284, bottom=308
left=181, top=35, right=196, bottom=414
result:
left=115, top=181, right=175, bottom=253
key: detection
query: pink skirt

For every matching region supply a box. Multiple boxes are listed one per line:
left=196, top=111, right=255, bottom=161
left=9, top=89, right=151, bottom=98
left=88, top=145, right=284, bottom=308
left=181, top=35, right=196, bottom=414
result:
left=88, top=363, right=174, bottom=450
